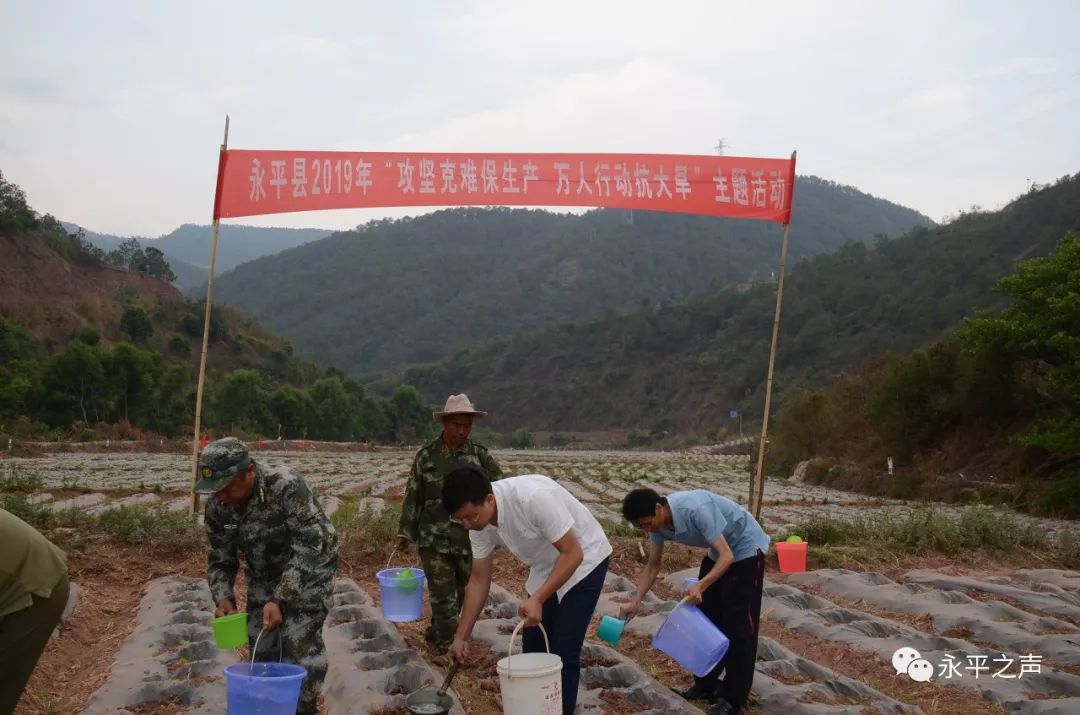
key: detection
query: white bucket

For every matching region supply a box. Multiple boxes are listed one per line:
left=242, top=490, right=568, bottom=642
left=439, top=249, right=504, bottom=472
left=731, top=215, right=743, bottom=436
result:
left=496, top=620, right=563, bottom=715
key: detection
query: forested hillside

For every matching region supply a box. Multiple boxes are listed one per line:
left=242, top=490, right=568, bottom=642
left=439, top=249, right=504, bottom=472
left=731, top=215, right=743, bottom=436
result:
left=0, top=171, right=433, bottom=443
left=771, top=228, right=1080, bottom=517
left=213, top=176, right=932, bottom=375
left=395, top=174, right=1080, bottom=438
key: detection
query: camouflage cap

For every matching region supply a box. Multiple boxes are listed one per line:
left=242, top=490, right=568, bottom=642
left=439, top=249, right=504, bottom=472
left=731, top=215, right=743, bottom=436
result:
left=195, top=437, right=253, bottom=493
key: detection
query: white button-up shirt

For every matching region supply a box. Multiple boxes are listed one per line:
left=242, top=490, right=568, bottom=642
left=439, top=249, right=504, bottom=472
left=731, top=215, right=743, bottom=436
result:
left=470, top=474, right=612, bottom=600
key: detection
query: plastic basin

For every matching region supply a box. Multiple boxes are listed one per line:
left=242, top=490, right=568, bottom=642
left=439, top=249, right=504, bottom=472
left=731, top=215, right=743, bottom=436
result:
left=224, top=662, right=306, bottom=714
left=652, top=602, right=729, bottom=677
left=376, top=567, right=426, bottom=622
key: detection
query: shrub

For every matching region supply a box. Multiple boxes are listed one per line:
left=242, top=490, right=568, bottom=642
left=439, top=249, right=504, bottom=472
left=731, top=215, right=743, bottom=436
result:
left=335, top=499, right=401, bottom=559
left=97, top=506, right=202, bottom=549
left=509, top=428, right=534, bottom=449
left=792, top=505, right=1048, bottom=556
left=169, top=334, right=191, bottom=357
left=0, top=468, right=43, bottom=492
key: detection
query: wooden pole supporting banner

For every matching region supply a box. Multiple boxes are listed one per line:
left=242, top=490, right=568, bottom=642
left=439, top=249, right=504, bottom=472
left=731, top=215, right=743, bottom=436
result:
left=749, top=150, right=797, bottom=520
left=190, top=116, right=230, bottom=515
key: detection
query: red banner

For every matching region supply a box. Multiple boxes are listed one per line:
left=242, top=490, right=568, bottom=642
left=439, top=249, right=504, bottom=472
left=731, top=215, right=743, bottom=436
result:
left=214, top=150, right=796, bottom=224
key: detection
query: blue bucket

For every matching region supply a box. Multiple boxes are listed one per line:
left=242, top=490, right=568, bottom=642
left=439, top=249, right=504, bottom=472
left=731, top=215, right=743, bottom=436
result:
left=376, top=567, right=426, bottom=622
left=224, top=662, right=306, bottom=714
left=652, top=603, right=730, bottom=677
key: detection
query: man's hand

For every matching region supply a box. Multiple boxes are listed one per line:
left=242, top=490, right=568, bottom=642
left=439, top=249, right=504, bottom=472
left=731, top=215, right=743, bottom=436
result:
left=519, top=596, right=543, bottom=627
left=448, top=637, right=469, bottom=665
left=686, top=581, right=706, bottom=605
left=394, top=536, right=410, bottom=551
left=263, top=601, right=284, bottom=631
left=617, top=600, right=641, bottom=621
left=214, top=598, right=236, bottom=618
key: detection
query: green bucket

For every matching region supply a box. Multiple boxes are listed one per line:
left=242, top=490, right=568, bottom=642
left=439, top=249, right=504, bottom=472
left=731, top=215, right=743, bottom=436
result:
left=212, top=612, right=248, bottom=649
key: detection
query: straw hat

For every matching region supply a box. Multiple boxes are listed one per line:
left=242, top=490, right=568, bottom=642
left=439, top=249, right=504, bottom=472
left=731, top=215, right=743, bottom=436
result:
left=433, top=393, right=489, bottom=420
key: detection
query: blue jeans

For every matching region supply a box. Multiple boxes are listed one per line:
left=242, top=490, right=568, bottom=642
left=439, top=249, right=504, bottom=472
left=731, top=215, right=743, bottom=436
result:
left=522, top=557, right=610, bottom=714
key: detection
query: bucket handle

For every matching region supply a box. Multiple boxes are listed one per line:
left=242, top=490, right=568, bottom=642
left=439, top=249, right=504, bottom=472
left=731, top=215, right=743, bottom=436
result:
left=385, top=547, right=398, bottom=571
left=506, top=619, right=551, bottom=680
left=250, top=625, right=284, bottom=667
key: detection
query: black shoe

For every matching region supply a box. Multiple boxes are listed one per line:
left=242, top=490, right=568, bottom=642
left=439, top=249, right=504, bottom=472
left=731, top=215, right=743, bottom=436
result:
left=677, top=682, right=718, bottom=701
left=706, top=698, right=737, bottom=715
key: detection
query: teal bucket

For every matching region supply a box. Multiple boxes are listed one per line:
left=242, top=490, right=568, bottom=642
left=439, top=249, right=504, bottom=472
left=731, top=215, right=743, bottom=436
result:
left=597, top=615, right=626, bottom=646
left=224, top=662, right=306, bottom=714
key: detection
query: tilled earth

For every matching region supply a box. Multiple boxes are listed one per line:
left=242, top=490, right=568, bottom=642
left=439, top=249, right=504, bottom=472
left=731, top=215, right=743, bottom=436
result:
left=6, top=446, right=1080, bottom=714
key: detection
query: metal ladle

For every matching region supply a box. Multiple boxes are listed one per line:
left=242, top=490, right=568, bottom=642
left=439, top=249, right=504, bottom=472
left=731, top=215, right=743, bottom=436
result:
left=404, top=662, right=460, bottom=715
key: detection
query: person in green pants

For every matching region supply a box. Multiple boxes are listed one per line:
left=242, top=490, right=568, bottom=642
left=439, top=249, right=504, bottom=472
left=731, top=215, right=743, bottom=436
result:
left=0, top=508, right=70, bottom=714
left=396, top=393, right=503, bottom=651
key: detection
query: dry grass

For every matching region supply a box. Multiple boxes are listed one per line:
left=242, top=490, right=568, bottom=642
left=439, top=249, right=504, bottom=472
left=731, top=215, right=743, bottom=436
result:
left=14, top=539, right=206, bottom=715
left=759, top=622, right=1007, bottom=715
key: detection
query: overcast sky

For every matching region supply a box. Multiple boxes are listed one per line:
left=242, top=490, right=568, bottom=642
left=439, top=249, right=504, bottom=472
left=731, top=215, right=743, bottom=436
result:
left=2, top=0, right=1078, bottom=237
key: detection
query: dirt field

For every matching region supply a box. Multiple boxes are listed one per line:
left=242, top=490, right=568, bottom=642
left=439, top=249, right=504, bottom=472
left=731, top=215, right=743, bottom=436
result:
left=4, top=446, right=1079, bottom=714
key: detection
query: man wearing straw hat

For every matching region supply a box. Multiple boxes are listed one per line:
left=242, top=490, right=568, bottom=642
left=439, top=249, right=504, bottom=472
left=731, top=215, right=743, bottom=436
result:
left=443, top=468, right=612, bottom=715
left=619, top=488, right=769, bottom=715
left=396, top=393, right=503, bottom=653
left=198, top=437, right=338, bottom=715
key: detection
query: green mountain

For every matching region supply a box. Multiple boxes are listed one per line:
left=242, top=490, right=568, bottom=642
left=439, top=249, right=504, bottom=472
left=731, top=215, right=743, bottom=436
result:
left=395, top=173, right=1080, bottom=434
left=65, top=222, right=333, bottom=292
left=157, top=224, right=333, bottom=274
left=213, top=176, right=932, bottom=375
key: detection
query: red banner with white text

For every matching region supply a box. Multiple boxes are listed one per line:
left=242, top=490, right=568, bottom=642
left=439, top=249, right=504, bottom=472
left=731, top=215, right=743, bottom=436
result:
left=214, top=151, right=796, bottom=224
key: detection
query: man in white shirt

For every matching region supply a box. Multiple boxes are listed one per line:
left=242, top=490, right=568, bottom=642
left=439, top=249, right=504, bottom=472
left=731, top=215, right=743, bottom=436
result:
left=443, top=469, right=612, bottom=715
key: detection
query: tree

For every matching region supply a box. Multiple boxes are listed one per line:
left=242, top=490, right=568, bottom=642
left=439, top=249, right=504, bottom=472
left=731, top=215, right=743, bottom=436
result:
left=358, top=394, right=393, bottom=442
left=44, top=342, right=108, bottom=425
left=0, top=170, right=39, bottom=234
left=509, top=428, right=534, bottom=449
left=73, top=228, right=106, bottom=262
left=107, top=238, right=143, bottom=269
left=309, top=376, right=360, bottom=441
left=214, top=369, right=271, bottom=433
left=270, top=386, right=314, bottom=438
left=391, top=384, right=434, bottom=442
left=134, top=246, right=177, bottom=282
left=0, top=359, right=44, bottom=422
left=168, top=334, right=191, bottom=356
left=120, top=306, right=154, bottom=342
left=106, top=342, right=155, bottom=424
left=144, top=363, right=189, bottom=435
left=960, top=233, right=1080, bottom=454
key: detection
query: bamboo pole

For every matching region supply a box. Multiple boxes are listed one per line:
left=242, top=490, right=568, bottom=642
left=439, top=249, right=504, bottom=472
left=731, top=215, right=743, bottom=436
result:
left=190, top=116, right=230, bottom=514
left=749, top=150, right=797, bottom=520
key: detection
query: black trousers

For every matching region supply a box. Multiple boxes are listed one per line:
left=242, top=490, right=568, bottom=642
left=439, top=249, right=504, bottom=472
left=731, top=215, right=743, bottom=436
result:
left=694, top=550, right=765, bottom=710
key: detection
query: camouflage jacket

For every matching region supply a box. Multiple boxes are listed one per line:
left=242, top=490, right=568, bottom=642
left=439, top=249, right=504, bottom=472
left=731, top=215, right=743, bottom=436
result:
left=397, top=436, right=503, bottom=556
left=205, top=462, right=338, bottom=609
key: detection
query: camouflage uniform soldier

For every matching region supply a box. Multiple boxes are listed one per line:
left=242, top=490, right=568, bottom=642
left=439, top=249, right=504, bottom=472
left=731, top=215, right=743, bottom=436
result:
left=396, top=394, right=502, bottom=650
left=197, top=437, right=338, bottom=715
